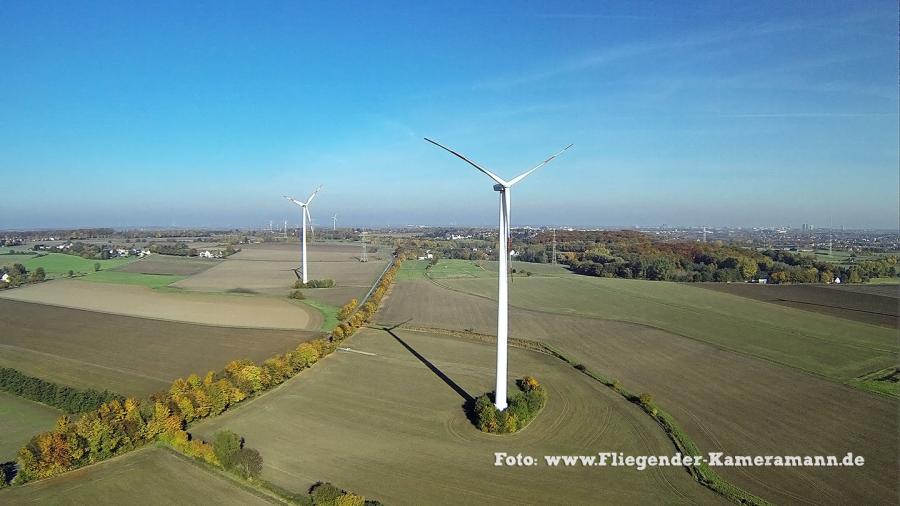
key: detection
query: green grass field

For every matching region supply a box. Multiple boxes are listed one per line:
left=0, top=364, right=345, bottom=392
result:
left=0, top=447, right=273, bottom=504
left=2, top=253, right=137, bottom=279
left=865, top=277, right=900, bottom=285
left=0, top=391, right=62, bottom=461
left=429, top=272, right=897, bottom=387
left=299, top=298, right=340, bottom=331
left=810, top=249, right=896, bottom=266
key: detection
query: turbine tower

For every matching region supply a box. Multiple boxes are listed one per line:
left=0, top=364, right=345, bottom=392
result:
left=360, top=231, right=368, bottom=262
left=551, top=228, right=557, bottom=264
left=332, top=215, right=337, bottom=232
left=425, top=138, right=572, bottom=410
left=283, top=186, right=322, bottom=284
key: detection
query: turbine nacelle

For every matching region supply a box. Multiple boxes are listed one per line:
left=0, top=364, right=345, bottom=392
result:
left=424, top=137, right=572, bottom=189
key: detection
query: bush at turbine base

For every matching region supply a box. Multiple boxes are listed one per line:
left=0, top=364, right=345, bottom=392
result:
left=294, top=278, right=335, bottom=289
left=474, top=377, right=547, bottom=434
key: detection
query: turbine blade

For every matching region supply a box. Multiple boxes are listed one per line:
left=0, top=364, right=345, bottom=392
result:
left=306, top=185, right=323, bottom=204
left=283, top=195, right=304, bottom=207
left=424, top=138, right=508, bottom=186
left=507, top=143, right=574, bottom=186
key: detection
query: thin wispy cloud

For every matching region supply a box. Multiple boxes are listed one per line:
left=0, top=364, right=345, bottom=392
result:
left=718, top=112, right=895, bottom=118
left=473, top=13, right=878, bottom=92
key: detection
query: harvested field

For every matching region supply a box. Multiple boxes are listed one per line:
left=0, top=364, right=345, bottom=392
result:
left=0, top=391, right=61, bottom=461
left=376, top=276, right=900, bottom=505
left=826, top=282, right=900, bottom=297
left=0, top=299, right=318, bottom=397
left=0, top=279, right=319, bottom=330
left=0, top=447, right=273, bottom=505
left=698, top=282, right=899, bottom=327
left=421, top=274, right=897, bottom=383
left=113, top=255, right=220, bottom=276
left=230, top=241, right=386, bottom=263
left=173, top=242, right=389, bottom=306
left=192, top=327, right=723, bottom=505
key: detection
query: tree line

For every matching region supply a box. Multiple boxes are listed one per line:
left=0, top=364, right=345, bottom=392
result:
left=519, top=230, right=898, bottom=283
left=0, top=368, right=122, bottom=413
left=12, top=252, right=405, bottom=485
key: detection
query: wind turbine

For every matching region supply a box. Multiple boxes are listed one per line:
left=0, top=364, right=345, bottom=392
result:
left=332, top=215, right=337, bottom=232
left=425, top=138, right=572, bottom=410
left=283, top=186, right=322, bottom=284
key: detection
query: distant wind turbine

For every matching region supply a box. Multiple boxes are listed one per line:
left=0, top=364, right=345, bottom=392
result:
left=283, top=186, right=322, bottom=283
left=425, top=137, right=572, bottom=410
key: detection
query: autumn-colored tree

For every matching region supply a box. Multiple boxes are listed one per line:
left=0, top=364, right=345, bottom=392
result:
left=337, top=298, right=358, bottom=320
left=292, top=342, right=320, bottom=369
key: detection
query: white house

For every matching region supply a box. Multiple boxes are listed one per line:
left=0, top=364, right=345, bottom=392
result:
left=199, top=250, right=214, bottom=259
left=834, top=277, right=841, bottom=284
left=1, top=273, right=9, bottom=283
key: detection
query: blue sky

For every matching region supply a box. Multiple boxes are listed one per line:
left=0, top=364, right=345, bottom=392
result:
left=1, top=0, right=897, bottom=229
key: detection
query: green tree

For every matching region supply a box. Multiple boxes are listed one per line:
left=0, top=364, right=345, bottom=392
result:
left=31, top=267, right=46, bottom=282
left=212, top=430, right=242, bottom=469
left=737, top=257, right=758, bottom=279
left=234, top=447, right=263, bottom=478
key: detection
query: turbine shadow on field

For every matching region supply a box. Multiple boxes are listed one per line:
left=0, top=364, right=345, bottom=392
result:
left=381, top=327, right=473, bottom=403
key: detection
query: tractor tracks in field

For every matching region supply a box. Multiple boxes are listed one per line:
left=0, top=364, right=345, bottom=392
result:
left=396, top=324, right=767, bottom=505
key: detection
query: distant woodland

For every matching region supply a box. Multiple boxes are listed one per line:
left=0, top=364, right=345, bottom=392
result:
left=405, top=230, right=899, bottom=283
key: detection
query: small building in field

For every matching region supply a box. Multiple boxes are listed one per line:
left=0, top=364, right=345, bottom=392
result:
left=1, top=273, right=9, bottom=283
left=834, top=277, right=841, bottom=284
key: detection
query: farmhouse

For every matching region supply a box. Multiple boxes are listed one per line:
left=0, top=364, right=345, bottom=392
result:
left=1, top=273, right=9, bottom=283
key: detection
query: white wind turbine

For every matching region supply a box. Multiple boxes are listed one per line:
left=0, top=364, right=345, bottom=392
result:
left=425, top=138, right=572, bottom=410
left=332, top=214, right=337, bottom=232
left=283, top=186, right=322, bottom=284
